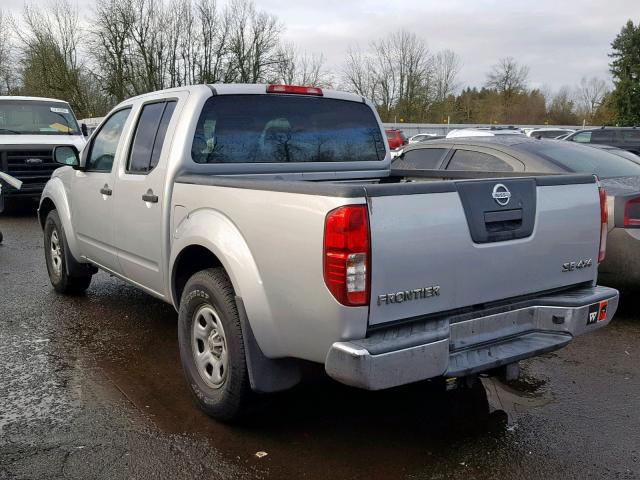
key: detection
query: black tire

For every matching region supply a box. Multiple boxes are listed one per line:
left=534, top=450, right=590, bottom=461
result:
left=44, top=210, right=93, bottom=294
left=178, top=268, right=251, bottom=421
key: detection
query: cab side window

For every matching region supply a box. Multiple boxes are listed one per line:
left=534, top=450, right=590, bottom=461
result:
left=127, top=100, right=177, bottom=173
left=86, top=108, right=131, bottom=172
left=447, top=149, right=515, bottom=172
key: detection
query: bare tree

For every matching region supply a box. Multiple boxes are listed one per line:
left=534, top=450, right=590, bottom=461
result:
left=486, top=57, right=529, bottom=97
left=91, top=0, right=136, bottom=102
left=485, top=56, right=529, bottom=120
left=369, top=30, right=433, bottom=120
left=16, top=1, right=102, bottom=116
left=276, top=45, right=332, bottom=87
left=227, top=0, right=283, bottom=83
left=433, top=49, right=461, bottom=102
left=196, top=0, right=232, bottom=83
left=548, top=86, right=578, bottom=124
left=575, top=76, right=610, bottom=122
left=341, top=45, right=377, bottom=100
left=0, top=9, right=17, bottom=94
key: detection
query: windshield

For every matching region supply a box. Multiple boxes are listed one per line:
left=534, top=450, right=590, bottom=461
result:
left=519, top=141, right=640, bottom=178
left=0, top=100, right=81, bottom=135
left=192, top=95, right=386, bottom=163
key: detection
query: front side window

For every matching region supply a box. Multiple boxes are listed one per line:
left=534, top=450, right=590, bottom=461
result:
left=0, top=100, right=81, bottom=135
left=128, top=101, right=176, bottom=173
left=447, top=149, right=515, bottom=172
left=86, top=108, right=131, bottom=172
left=192, top=95, right=386, bottom=164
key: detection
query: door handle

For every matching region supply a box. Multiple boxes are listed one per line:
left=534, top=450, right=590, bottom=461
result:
left=100, top=184, right=112, bottom=196
left=142, top=190, right=158, bottom=203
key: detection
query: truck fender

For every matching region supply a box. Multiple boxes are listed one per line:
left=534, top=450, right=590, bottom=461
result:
left=39, top=178, right=94, bottom=277
left=170, top=208, right=284, bottom=359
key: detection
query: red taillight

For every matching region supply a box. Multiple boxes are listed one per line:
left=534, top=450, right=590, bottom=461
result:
left=323, top=205, right=370, bottom=306
left=266, top=84, right=323, bottom=96
left=623, top=196, right=640, bottom=227
left=598, top=184, right=608, bottom=263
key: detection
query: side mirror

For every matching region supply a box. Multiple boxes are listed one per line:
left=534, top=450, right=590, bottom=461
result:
left=81, top=123, right=88, bottom=137
left=53, top=145, right=80, bottom=168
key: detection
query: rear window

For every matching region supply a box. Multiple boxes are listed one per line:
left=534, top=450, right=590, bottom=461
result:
left=621, top=130, right=640, bottom=142
left=192, top=95, right=386, bottom=164
left=518, top=141, right=640, bottom=178
left=591, top=130, right=615, bottom=142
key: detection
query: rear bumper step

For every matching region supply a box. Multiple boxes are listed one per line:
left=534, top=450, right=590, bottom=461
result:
left=325, top=285, right=618, bottom=390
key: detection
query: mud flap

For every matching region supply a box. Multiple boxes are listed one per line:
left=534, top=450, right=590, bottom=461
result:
left=235, top=296, right=301, bottom=393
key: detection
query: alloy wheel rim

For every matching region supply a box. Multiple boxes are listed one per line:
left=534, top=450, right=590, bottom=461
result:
left=191, top=305, right=228, bottom=389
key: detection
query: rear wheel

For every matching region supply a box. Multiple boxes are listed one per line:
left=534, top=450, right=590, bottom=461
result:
left=178, top=268, right=252, bottom=421
left=44, top=210, right=93, bottom=294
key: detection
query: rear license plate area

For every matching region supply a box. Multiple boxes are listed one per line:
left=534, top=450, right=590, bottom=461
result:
left=587, top=300, right=608, bottom=325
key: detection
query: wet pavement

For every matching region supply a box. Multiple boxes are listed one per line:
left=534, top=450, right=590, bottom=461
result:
left=1, top=212, right=639, bottom=479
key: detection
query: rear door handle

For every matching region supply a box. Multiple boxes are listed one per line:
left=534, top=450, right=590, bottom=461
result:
left=142, top=190, right=158, bottom=203
left=100, top=184, right=112, bottom=196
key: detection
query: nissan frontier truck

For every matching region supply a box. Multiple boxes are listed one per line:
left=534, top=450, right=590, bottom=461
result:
left=38, top=84, right=618, bottom=421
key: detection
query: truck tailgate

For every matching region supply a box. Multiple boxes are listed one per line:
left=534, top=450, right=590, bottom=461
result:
left=368, top=176, right=600, bottom=326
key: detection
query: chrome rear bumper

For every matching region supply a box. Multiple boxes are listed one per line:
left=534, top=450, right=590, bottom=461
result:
left=325, top=286, right=618, bottom=390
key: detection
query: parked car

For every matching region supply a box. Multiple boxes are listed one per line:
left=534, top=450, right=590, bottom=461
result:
left=446, top=127, right=524, bottom=139
left=39, top=84, right=618, bottom=421
left=0, top=96, right=86, bottom=207
left=526, top=128, right=575, bottom=139
left=385, top=128, right=407, bottom=149
left=408, top=133, right=442, bottom=143
left=587, top=144, right=640, bottom=164
left=564, top=127, right=640, bottom=155
left=392, top=137, right=640, bottom=290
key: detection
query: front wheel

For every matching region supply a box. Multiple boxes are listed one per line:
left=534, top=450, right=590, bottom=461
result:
left=44, top=210, right=93, bottom=294
left=178, top=268, right=252, bottom=421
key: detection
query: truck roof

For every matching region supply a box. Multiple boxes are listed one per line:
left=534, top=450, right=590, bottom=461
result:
left=122, top=84, right=366, bottom=104
left=0, top=95, right=70, bottom=103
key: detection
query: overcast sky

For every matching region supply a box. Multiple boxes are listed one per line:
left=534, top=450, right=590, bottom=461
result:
left=3, top=0, right=638, bottom=91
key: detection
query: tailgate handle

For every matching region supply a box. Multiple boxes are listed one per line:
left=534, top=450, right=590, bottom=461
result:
left=484, top=209, right=522, bottom=223
left=484, top=208, right=522, bottom=232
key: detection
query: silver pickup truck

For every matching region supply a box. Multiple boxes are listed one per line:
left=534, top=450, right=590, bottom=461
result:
left=39, top=84, right=619, bottom=421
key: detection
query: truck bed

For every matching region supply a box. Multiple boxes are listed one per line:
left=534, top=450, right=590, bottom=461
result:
left=176, top=171, right=600, bottom=330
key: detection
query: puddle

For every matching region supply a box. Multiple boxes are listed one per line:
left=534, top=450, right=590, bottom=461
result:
left=481, top=370, right=553, bottom=429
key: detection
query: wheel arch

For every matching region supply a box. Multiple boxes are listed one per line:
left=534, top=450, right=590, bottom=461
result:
left=38, top=178, right=81, bottom=262
left=169, top=208, right=283, bottom=358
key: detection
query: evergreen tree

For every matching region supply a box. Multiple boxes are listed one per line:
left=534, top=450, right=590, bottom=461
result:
left=609, top=20, right=640, bottom=125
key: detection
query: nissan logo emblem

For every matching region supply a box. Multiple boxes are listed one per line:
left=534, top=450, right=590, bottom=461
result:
left=25, top=158, right=43, bottom=165
left=492, top=183, right=511, bottom=206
